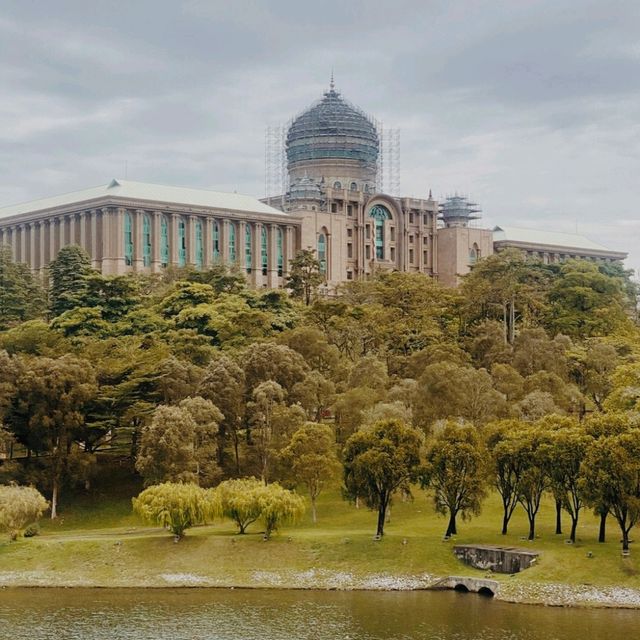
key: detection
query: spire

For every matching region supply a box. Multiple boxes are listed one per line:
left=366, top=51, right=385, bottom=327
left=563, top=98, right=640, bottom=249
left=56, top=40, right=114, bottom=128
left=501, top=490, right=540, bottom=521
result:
left=330, top=69, right=335, bottom=92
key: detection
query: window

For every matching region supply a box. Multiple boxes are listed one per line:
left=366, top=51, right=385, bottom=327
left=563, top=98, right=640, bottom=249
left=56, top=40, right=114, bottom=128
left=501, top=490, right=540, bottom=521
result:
left=277, top=227, right=283, bottom=277
left=318, top=232, right=327, bottom=275
left=409, top=249, right=414, bottom=263
left=195, top=220, right=203, bottom=269
left=213, top=221, right=220, bottom=261
left=245, top=224, right=252, bottom=273
left=469, top=243, right=480, bottom=264
left=350, top=182, right=357, bottom=191
left=143, top=214, right=151, bottom=267
left=160, top=216, right=169, bottom=267
left=423, top=236, right=429, bottom=245
left=346, top=270, right=353, bottom=280
left=409, top=212, right=414, bottom=224
left=364, top=184, right=370, bottom=193
left=331, top=203, right=338, bottom=213
left=347, top=228, right=353, bottom=238
left=347, top=205, right=353, bottom=217
left=365, top=225, right=370, bottom=239
left=261, top=226, right=268, bottom=276
left=390, top=227, right=395, bottom=241
left=369, top=204, right=391, bottom=260
left=124, top=212, right=133, bottom=266
left=366, top=245, right=371, bottom=259
left=333, top=181, right=342, bottom=190
left=423, top=250, right=428, bottom=265
left=347, top=243, right=353, bottom=258
left=423, top=214, right=429, bottom=225
left=390, top=247, right=395, bottom=261
left=229, top=223, right=236, bottom=262
left=178, top=218, right=186, bottom=267
left=409, top=235, right=414, bottom=244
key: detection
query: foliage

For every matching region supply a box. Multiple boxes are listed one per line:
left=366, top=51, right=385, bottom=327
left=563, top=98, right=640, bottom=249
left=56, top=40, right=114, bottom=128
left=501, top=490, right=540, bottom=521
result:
left=48, top=246, right=94, bottom=317
left=285, top=249, right=324, bottom=305
left=258, top=482, right=305, bottom=538
left=132, top=482, right=214, bottom=539
left=343, top=419, right=423, bottom=537
left=214, top=477, right=265, bottom=534
left=0, top=484, right=49, bottom=540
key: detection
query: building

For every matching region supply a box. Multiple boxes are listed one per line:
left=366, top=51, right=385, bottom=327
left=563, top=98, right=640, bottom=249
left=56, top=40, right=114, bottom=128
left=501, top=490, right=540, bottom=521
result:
left=0, top=81, right=627, bottom=287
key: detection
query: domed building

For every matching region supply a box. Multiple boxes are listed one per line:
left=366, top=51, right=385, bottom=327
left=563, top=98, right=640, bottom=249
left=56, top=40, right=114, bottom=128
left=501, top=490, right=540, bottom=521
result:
left=0, top=81, right=626, bottom=288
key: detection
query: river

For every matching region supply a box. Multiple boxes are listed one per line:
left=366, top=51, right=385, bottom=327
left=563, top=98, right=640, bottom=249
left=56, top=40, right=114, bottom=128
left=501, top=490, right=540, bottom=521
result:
left=0, top=588, right=637, bottom=639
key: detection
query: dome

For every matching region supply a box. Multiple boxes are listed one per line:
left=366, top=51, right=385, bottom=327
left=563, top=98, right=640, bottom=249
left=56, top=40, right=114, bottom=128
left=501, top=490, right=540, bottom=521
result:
left=286, top=87, right=379, bottom=171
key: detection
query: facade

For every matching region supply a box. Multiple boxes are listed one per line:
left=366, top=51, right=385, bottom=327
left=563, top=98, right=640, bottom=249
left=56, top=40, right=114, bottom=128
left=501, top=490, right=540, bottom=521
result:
left=0, top=82, right=627, bottom=287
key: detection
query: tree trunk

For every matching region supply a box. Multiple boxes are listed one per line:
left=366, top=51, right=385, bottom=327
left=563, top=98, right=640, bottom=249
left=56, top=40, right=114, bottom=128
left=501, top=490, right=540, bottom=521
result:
left=598, top=511, right=607, bottom=543
left=570, top=517, right=578, bottom=543
left=528, top=515, right=535, bottom=541
left=622, top=529, right=630, bottom=552
left=311, top=497, right=317, bottom=524
left=376, top=501, right=387, bottom=537
left=501, top=511, right=509, bottom=535
left=51, top=477, right=59, bottom=520
left=555, top=499, right=562, bottom=535
left=445, top=511, right=457, bottom=537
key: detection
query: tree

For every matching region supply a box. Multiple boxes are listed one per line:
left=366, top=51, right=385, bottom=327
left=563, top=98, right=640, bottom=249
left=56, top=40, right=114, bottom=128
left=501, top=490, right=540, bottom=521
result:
left=541, top=423, right=592, bottom=542
left=291, top=371, right=335, bottom=422
left=423, top=422, right=487, bottom=537
left=215, top=477, right=264, bottom=534
left=286, top=249, right=324, bottom=305
left=281, top=422, right=341, bottom=523
left=0, top=245, right=45, bottom=328
left=241, top=342, right=308, bottom=396
left=7, top=354, right=97, bottom=518
left=343, top=419, right=423, bottom=537
left=258, top=482, right=305, bottom=538
left=135, top=399, right=222, bottom=487
left=48, top=246, right=94, bottom=317
left=580, top=430, right=640, bottom=552
left=485, top=420, right=526, bottom=535
left=0, top=484, right=49, bottom=540
left=132, top=482, right=214, bottom=539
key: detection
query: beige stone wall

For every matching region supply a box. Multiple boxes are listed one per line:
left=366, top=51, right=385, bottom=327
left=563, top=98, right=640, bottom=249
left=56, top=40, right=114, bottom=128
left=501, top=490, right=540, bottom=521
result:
left=437, top=226, right=494, bottom=288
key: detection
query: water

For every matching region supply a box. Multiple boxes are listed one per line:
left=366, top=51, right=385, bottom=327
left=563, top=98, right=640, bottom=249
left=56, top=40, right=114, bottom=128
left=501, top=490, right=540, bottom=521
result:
left=0, top=588, right=637, bottom=639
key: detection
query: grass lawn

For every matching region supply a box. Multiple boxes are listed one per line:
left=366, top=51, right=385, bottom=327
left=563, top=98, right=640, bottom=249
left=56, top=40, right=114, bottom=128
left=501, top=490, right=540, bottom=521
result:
left=1, top=470, right=639, bottom=593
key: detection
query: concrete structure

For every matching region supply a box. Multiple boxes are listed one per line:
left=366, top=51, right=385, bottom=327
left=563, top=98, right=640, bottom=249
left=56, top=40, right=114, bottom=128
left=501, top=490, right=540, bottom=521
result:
left=453, top=544, right=539, bottom=574
left=0, top=81, right=627, bottom=286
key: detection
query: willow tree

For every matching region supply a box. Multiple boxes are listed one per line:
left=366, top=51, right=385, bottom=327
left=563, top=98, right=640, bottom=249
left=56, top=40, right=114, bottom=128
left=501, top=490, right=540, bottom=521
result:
left=0, top=484, right=49, bottom=541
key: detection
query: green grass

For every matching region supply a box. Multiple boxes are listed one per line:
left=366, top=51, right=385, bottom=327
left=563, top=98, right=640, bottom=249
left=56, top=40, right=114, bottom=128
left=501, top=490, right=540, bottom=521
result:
left=1, top=475, right=639, bottom=593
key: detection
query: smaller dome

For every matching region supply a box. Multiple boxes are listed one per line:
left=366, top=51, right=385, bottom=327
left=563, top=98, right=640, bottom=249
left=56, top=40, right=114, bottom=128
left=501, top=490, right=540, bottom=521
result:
left=288, top=176, right=323, bottom=201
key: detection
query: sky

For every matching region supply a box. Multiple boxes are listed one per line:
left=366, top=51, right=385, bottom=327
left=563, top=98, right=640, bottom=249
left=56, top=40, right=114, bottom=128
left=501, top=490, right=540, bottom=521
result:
left=1, top=0, right=639, bottom=275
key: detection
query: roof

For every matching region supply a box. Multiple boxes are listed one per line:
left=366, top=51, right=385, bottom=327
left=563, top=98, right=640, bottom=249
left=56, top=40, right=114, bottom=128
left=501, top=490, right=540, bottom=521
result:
left=492, top=225, right=615, bottom=253
left=0, top=179, right=289, bottom=221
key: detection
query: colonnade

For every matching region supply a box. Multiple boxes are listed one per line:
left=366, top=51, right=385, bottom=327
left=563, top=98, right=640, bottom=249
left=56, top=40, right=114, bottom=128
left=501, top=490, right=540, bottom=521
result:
left=0, top=207, right=299, bottom=286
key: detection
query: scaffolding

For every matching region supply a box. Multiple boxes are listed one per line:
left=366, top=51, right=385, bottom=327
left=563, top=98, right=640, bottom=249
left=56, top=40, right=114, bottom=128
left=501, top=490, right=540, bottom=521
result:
left=265, top=125, right=288, bottom=199
left=376, top=122, right=400, bottom=196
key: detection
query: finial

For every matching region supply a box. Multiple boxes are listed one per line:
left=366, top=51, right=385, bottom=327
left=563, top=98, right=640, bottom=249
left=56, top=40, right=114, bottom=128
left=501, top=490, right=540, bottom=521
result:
left=330, top=69, right=335, bottom=91
left=428, top=189, right=432, bottom=199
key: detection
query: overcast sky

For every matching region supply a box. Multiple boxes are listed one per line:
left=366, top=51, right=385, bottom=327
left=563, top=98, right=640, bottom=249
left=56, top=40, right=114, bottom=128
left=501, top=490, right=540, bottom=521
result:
left=1, top=0, right=639, bottom=275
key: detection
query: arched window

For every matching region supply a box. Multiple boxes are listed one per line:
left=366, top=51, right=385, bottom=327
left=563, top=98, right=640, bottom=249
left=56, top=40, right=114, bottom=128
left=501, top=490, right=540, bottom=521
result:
left=261, top=226, right=268, bottom=276
left=350, top=182, right=357, bottom=191
left=369, top=204, right=391, bottom=260
left=143, top=214, right=151, bottom=267
left=212, top=221, right=220, bottom=262
left=178, top=217, right=186, bottom=267
left=469, top=243, right=480, bottom=265
left=124, top=212, right=133, bottom=266
left=333, top=181, right=342, bottom=190
left=195, top=219, right=203, bottom=269
left=229, top=223, right=236, bottom=262
left=245, top=224, right=252, bottom=273
left=277, top=227, right=283, bottom=277
left=160, top=215, right=169, bottom=267
left=318, top=232, right=327, bottom=275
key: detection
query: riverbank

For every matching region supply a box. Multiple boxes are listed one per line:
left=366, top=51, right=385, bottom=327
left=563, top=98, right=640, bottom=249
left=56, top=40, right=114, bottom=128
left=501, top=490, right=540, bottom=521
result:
left=1, top=487, right=639, bottom=608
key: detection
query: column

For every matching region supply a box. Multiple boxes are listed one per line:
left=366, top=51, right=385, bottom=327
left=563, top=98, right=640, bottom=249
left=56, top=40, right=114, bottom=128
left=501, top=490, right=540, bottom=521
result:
left=170, top=214, right=180, bottom=265
left=69, top=214, right=78, bottom=246
left=100, top=209, right=113, bottom=273
left=187, top=215, right=197, bottom=266
left=133, top=210, right=144, bottom=270
left=220, top=219, right=230, bottom=263
left=90, top=210, right=100, bottom=268
left=267, top=223, right=278, bottom=288
left=151, top=212, right=162, bottom=272
left=79, top=212, right=89, bottom=254
left=29, top=223, right=37, bottom=270
left=19, top=224, right=27, bottom=264
left=203, top=217, right=213, bottom=267
left=49, top=219, right=57, bottom=263
left=39, top=221, right=48, bottom=272
left=237, top=220, right=247, bottom=276
left=283, top=225, right=294, bottom=279
left=252, top=222, right=263, bottom=287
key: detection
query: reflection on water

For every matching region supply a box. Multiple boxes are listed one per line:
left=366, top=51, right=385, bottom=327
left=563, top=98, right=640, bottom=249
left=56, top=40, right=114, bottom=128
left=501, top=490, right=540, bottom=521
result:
left=0, top=588, right=637, bottom=639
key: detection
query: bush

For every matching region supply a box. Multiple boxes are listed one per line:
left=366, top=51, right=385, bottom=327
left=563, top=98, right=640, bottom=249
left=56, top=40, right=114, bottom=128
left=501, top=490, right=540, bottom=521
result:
left=23, top=523, right=40, bottom=538
left=0, top=484, right=49, bottom=541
